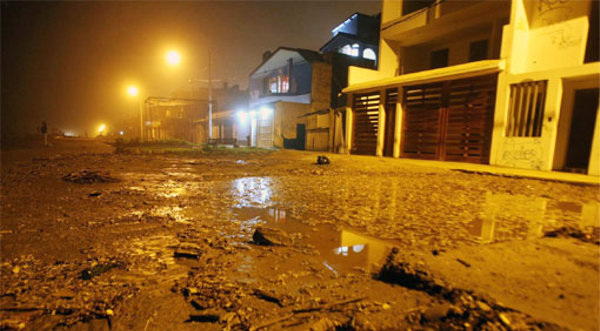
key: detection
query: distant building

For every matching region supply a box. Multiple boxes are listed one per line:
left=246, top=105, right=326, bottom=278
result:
left=144, top=83, right=248, bottom=144
left=244, top=47, right=331, bottom=149
left=343, top=0, right=599, bottom=176
left=314, top=12, right=381, bottom=152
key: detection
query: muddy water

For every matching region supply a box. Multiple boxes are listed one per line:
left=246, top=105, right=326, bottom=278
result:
left=233, top=207, right=394, bottom=275
left=469, top=192, right=600, bottom=243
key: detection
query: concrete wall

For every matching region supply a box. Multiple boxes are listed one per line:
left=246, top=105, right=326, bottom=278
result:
left=272, top=101, right=310, bottom=148
left=490, top=0, right=599, bottom=175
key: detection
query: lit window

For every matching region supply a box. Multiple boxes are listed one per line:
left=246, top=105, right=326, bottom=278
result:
left=506, top=80, right=547, bottom=137
left=339, top=44, right=360, bottom=57
left=351, top=44, right=360, bottom=57
left=268, top=75, right=289, bottom=94
left=363, top=48, right=376, bottom=60
left=340, top=44, right=353, bottom=56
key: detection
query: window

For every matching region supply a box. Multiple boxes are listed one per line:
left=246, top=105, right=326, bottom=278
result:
left=268, top=75, right=289, bottom=94
left=506, top=80, right=547, bottom=137
left=339, top=43, right=360, bottom=57
left=430, top=48, right=448, bottom=69
left=469, top=40, right=488, bottom=62
left=363, top=48, right=376, bottom=60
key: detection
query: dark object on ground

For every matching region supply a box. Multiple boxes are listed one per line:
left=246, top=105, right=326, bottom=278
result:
left=174, top=248, right=201, bottom=259
left=88, top=192, right=101, bottom=197
left=63, top=171, right=119, bottom=184
left=80, top=263, right=121, bottom=280
left=188, top=308, right=225, bottom=323
left=544, top=226, right=600, bottom=245
left=252, top=226, right=291, bottom=246
left=317, top=155, right=330, bottom=165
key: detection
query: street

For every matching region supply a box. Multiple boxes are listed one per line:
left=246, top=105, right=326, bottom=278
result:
left=1, top=138, right=598, bottom=330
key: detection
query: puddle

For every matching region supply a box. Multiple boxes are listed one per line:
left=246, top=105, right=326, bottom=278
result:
left=469, top=192, right=600, bottom=243
left=231, top=177, right=273, bottom=208
left=233, top=207, right=393, bottom=275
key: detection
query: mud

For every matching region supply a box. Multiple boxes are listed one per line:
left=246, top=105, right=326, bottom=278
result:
left=1, top=138, right=599, bottom=330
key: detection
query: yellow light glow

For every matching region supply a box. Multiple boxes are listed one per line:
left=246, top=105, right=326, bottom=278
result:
left=98, top=124, right=106, bottom=133
left=166, top=51, right=181, bottom=66
left=127, top=86, right=139, bottom=97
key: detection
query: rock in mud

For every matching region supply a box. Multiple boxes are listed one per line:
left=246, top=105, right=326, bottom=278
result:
left=377, top=248, right=447, bottom=296
left=63, top=170, right=119, bottom=184
left=421, top=302, right=451, bottom=322
left=252, top=226, right=291, bottom=246
left=80, top=262, right=122, bottom=280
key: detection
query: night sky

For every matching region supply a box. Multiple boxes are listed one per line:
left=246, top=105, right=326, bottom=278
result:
left=1, top=1, right=380, bottom=136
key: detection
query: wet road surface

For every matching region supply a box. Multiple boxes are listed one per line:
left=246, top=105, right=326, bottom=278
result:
left=1, top=140, right=598, bottom=330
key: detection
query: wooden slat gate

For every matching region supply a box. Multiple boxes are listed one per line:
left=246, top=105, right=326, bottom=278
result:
left=351, top=92, right=380, bottom=155
left=401, top=74, right=497, bottom=164
left=383, top=88, right=399, bottom=157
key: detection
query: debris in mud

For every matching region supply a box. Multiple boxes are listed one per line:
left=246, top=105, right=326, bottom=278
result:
left=544, top=225, right=600, bottom=244
left=173, top=243, right=203, bottom=259
left=252, top=288, right=292, bottom=307
left=188, top=308, right=225, bottom=323
left=252, top=226, right=292, bottom=246
left=80, top=262, right=122, bottom=280
left=377, top=248, right=570, bottom=330
left=88, top=191, right=102, bottom=197
left=63, top=170, right=119, bottom=184
left=316, top=155, right=330, bottom=165
left=1, top=256, right=136, bottom=329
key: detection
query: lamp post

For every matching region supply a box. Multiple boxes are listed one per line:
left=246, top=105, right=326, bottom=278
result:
left=127, top=85, right=143, bottom=140
left=167, top=50, right=214, bottom=140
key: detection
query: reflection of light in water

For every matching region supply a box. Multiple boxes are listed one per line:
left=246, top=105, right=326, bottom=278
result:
left=232, top=177, right=273, bottom=207
left=322, top=261, right=338, bottom=276
left=352, top=244, right=365, bottom=253
left=470, top=192, right=600, bottom=243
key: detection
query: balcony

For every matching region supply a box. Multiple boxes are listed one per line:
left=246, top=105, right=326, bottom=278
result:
left=381, top=0, right=510, bottom=46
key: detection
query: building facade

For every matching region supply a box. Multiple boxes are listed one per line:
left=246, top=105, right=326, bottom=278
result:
left=245, top=47, right=331, bottom=149
left=343, top=0, right=599, bottom=176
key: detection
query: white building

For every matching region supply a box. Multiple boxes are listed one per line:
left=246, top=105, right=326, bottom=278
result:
left=343, top=0, right=599, bottom=176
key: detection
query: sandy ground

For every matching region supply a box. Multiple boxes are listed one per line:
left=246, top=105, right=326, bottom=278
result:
left=1, top=137, right=598, bottom=330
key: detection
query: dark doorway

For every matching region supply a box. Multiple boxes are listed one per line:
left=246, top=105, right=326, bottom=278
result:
left=283, top=124, right=306, bottom=150
left=564, top=89, right=599, bottom=173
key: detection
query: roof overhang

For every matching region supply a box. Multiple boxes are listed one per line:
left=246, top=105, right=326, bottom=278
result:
left=343, top=59, right=504, bottom=93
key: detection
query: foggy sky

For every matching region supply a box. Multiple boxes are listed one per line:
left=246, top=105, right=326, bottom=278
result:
left=1, top=1, right=380, bottom=136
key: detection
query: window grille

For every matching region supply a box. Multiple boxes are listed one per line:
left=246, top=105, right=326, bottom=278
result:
left=506, top=80, right=547, bottom=137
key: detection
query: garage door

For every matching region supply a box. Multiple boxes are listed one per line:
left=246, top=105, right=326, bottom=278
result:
left=351, top=92, right=380, bottom=155
left=402, top=74, right=497, bottom=164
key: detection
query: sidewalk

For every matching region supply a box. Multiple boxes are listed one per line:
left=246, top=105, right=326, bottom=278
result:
left=391, top=158, right=600, bottom=185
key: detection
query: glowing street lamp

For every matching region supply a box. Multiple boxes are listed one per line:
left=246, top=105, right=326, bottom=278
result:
left=166, top=50, right=181, bottom=66
left=126, top=85, right=143, bottom=140
left=98, top=124, right=106, bottom=134
left=127, top=86, right=139, bottom=97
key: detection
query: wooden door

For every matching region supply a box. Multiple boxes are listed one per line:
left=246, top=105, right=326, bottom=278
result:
left=401, top=74, right=497, bottom=164
left=351, top=92, right=380, bottom=155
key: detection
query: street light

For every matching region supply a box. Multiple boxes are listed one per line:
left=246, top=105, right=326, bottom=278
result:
left=127, top=85, right=143, bottom=140
left=166, top=50, right=181, bottom=66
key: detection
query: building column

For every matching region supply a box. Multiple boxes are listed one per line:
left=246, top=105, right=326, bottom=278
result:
left=393, top=87, right=403, bottom=158
left=345, top=99, right=353, bottom=154
left=376, top=89, right=386, bottom=157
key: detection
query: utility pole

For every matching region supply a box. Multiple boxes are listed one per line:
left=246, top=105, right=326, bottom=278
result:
left=208, top=51, right=213, bottom=139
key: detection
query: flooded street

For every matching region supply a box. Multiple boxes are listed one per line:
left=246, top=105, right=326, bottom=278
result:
left=1, top=140, right=599, bottom=330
